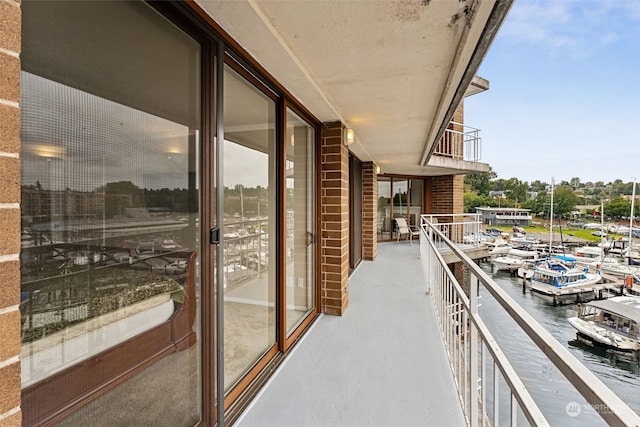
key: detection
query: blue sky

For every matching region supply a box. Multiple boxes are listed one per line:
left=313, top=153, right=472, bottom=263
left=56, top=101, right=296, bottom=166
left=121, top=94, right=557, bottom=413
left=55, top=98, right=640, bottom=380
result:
left=465, top=0, right=640, bottom=185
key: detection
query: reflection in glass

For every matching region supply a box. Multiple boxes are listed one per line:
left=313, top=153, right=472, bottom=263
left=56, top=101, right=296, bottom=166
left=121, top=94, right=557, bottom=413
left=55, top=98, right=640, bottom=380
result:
left=19, top=2, right=201, bottom=424
left=223, top=66, right=276, bottom=391
left=20, top=75, right=201, bottom=424
left=392, top=180, right=408, bottom=239
left=409, top=179, right=423, bottom=227
left=285, top=109, right=315, bottom=335
left=377, top=177, right=391, bottom=240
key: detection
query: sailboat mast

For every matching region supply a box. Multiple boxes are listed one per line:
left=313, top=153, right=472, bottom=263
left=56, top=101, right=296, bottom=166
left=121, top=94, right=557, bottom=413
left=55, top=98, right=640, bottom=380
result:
left=549, top=178, right=554, bottom=255
left=630, top=179, right=636, bottom=247
left=601, top=199, right=605, bottom=261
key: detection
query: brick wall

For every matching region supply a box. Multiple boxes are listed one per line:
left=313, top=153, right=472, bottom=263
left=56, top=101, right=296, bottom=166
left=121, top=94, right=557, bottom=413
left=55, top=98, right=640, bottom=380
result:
left=0, top=0, right=22, bottom=425
left=320, top=122, right=349, bottom=315
left=361, top=162, right=377, bottom=261
left=429, top=175, right=464, bottom=214
left=452, top=100, right=464, bottom=126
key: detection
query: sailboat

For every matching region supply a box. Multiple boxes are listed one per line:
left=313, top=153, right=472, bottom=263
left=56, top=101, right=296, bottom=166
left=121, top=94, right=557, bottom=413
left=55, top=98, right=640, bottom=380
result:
left=517, top=178, right=558, bottom=279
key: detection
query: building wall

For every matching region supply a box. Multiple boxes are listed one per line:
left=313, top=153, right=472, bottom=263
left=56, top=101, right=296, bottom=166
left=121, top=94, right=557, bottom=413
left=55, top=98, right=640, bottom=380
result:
left=0, top=0, right=22, bottom=425
left=320, top=122, right=349, bottom=315
left=429, top=175, right=464, bottom=214
left=361, top=162, right=377, bottom=261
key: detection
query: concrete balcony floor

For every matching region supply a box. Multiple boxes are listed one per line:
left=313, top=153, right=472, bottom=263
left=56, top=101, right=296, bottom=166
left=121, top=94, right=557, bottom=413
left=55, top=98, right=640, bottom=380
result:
left=236, top=241, right=466, bottom=427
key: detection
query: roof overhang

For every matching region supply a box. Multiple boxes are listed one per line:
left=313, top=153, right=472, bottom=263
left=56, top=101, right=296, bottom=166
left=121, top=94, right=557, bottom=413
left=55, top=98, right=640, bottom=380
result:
left=195, top=0, right=512, bottom=176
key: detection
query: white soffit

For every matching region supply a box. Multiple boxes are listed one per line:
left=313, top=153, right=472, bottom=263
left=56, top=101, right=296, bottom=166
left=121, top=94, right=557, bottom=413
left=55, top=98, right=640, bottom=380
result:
left=196, top=0, right=509, bottom=175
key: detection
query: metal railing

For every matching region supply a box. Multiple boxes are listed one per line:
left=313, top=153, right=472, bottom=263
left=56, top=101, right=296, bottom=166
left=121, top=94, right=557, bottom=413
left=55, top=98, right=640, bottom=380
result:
left=433, top=122, right=482, bottom=162
left=419, top=214, right=640, bottom=427
left=421, top=213, right=482, bottom=247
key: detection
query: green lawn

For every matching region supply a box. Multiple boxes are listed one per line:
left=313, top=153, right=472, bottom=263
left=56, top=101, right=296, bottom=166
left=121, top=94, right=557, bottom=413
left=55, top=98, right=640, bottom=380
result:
left=485, top=225, right=624, bottom=243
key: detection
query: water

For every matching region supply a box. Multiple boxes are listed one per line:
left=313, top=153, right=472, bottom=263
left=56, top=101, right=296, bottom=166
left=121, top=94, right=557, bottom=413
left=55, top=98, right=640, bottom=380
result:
left=478, top=262, right=640, bottom=426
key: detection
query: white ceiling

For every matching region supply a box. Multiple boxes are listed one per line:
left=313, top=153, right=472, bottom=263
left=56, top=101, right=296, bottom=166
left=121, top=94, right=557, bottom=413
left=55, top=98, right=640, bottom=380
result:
left=196, top=0, right=512, bottom=176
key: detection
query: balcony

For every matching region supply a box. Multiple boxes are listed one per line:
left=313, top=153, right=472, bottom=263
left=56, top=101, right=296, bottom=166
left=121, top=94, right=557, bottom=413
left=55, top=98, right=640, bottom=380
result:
left=236, top=241, right=467, bottom=426
left=426, top=122, right=489, bottom=175
left=237, top=215, right=640, bottom=426
left=433, top=122, right=482, bottom=162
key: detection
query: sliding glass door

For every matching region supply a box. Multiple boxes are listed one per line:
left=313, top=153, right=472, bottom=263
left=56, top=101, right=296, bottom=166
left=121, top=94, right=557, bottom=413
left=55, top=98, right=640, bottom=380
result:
left=222, top=65, right=277, bottom=393
left=20, top=2, right=202, bottom=425
left=284, top=108, right=316, bottom=337
left=377, top=177, right=425, bottom=242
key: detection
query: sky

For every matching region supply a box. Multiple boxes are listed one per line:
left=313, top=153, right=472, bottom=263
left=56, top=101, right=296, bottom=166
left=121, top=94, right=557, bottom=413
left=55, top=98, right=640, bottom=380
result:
left=464, top=0, right=640, bottom=185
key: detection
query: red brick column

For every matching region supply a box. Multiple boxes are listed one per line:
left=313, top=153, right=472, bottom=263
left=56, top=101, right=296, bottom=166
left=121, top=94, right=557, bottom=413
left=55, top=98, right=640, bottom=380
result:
left=429, top=175, right=464, bottom=214
left=362, top=162, right=377, bottom=261
left=320, top=122, right=349, bottom=315
left=0, top=1, right=22, bottom=426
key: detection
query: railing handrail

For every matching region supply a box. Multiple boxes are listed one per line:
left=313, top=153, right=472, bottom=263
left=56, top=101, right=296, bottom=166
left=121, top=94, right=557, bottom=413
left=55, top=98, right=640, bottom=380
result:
left=423, top=219, right=550, bottom=426
left=421, top=213, right=483, bottom=247
left=420, top=214, right=640, bottom=427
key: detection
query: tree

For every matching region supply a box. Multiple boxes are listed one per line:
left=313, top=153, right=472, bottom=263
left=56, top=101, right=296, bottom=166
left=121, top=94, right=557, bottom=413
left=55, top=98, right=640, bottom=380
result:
left=553, top=186, right=579, bottom=220
left=569, top=177, right=581, bottom=190
left=503, top=178, right=529, bottom=206
left=464, top=192, right=496, bottom=213
left=464, top=168, right=497, bottom=196
left=522, top=191, right=548, bottom=217
left=529, top=180, right=547, bottom=192
left=604, top=197, right=638, bottom=220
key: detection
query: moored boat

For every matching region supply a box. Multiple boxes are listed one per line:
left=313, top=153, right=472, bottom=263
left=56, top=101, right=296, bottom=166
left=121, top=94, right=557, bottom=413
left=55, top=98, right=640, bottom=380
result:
left=568, top=295, right=640, bottom=353
left=492, top=246, right=539, bottom=273
left=572, top=246, right=604, bottom=266
left=529, top=258, right=602, bottom=305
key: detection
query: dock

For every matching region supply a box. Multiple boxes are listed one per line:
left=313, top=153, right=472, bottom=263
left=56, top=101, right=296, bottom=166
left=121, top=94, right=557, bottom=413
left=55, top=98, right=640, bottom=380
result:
left=526, top=272, right=628, bottom=306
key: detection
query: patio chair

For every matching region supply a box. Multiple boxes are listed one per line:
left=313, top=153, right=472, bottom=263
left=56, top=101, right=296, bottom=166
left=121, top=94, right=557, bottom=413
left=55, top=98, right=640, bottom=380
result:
left=394, top=217, right=420, bottom=244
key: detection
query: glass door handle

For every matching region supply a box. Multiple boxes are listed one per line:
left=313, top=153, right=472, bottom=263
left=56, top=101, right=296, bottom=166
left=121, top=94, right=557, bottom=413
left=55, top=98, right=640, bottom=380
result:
left=306, top=231, right=316, bottom=246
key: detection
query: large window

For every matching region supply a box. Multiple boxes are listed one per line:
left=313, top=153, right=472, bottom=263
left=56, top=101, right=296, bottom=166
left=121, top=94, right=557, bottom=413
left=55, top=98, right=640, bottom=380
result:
left=20, top=2, right=202, bottom=425
left=222, top=66, right=277, bottom=392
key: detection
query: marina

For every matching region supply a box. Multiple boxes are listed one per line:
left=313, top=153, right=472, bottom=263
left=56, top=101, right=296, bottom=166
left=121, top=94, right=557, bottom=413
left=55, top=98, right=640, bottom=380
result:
left=482, top=262, right=640, bottom=424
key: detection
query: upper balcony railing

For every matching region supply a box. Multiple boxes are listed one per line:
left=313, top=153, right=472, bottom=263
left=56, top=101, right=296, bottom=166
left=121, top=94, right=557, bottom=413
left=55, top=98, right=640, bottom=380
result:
left=433, top=122, right=482, bottom=162
left=419, top=214, right=640, bottom=427
left=421, top=213, right=483, bottom=247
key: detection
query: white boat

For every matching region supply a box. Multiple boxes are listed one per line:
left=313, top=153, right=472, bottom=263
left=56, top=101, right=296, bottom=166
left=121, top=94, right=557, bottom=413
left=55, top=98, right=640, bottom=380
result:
left=529, top=258, right=602, bottom=305
left=568, top=295, right=640, bottom=352
left=509, top=234, right=540, bottom=247
left=486, top=238, right=512, bottom=258
left=492, top=246, right=539, bottom=273
left=624, top=244, right=640, bottom=266
left=572, top=246, right=603, bottom=265
left=533, top=243, right=569, bottom=258
left=599, top=258, right=640, bottom=278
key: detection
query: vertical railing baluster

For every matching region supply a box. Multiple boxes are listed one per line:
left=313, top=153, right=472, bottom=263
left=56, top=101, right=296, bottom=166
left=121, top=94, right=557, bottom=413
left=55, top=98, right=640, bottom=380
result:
left=481, top=341, right=487, bottom=427
left=494, top=361, right=500, bottom=427
left=470, top=272, right=479, bottom=426
left=511, top=394, right=518, bottom=427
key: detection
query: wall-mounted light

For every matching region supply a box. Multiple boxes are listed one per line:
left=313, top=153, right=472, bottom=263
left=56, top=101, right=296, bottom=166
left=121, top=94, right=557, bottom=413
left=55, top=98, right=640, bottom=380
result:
left=376, top=164, right=381, bottom=174
left=345, top=128, right=355, bottom=146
